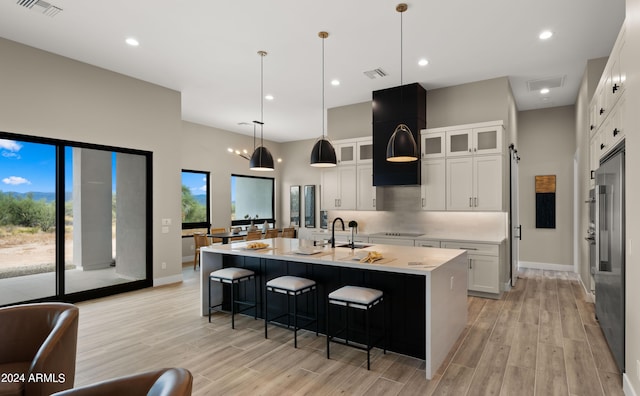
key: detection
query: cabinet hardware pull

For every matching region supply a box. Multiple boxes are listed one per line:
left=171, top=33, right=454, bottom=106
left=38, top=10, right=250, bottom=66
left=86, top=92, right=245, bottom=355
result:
left=474, top=148, right=477, bottom=152
left=600, top=143, right=605, bottom=150
left=590, top=125, right=594, bottom=130
left=373, top=198, right=376, bottom=207
left=469, top=259, right=473, bottom=269
left=422, top=198, right=425, bottom=207
left=468, top=148, right=472, bottom=152
left=613, top=83, right=619, bottom=93
left=590, top=170, right=595, bottom=180
left=469, top=197, right=472, bottom=207
left=613, top=128, right=620, bottom=137
left=600, top=108, right=605, bottom=115
left=474, top=197, right=478, bottom=207
left=460, top=247, right=478, bottom=250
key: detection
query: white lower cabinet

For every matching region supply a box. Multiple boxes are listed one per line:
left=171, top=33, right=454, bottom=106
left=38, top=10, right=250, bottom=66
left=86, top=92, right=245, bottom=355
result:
left=415, top=240, right=441, bottom=248
left=442, top=241, right=501, bottom=295
left=369, top=237, right=415, bottom=246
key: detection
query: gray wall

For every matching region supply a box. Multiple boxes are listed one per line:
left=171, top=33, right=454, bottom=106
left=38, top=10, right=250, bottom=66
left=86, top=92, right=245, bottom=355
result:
left=327, top=101, right=372, bottom=140
left=518, top=105, right=575, bottom=267
left=0, top=37, right=184, bottom=284
left=426, top=77, right=514, bottom=133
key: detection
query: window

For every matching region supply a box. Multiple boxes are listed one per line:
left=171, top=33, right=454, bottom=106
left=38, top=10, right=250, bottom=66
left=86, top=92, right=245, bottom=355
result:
left=231, top=174, right=274, bottom=226
left=181, top=170, right=210, bottom=232
left=0, top=131, right=152, bottom=306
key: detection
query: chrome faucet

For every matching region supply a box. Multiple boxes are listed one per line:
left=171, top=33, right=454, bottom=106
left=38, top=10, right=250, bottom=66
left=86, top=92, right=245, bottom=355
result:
left=331, top=217, right=345, bottom=248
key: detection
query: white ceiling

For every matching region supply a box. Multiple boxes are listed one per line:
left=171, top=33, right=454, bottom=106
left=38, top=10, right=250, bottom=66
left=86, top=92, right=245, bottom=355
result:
left=0, top=0, right=625, bottom=142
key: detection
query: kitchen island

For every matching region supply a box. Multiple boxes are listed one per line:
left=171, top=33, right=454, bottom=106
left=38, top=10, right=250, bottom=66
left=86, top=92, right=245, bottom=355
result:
left=199, top=238, right=467, bottom=379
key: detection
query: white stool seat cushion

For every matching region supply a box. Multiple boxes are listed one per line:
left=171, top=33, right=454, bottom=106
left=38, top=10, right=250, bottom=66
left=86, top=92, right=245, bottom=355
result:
left=266, top=276, right=316, bottom=292
left=210, top=267, right=254, bottom=280
left=329, top=286, right=383, bottom=306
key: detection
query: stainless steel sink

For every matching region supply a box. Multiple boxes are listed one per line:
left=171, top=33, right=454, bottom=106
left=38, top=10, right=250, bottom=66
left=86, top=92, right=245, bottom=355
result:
left=335, top=243, right=373, bottom=249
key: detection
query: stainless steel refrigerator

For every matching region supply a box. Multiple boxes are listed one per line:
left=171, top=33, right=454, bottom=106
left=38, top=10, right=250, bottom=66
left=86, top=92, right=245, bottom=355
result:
left=595, top=146, right=625, bottom=372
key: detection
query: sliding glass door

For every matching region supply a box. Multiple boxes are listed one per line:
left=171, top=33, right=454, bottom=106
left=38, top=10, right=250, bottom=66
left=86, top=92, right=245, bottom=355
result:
left=0, top=139, right=57, bottom=305
left=0, top=132, right=152, bottom=307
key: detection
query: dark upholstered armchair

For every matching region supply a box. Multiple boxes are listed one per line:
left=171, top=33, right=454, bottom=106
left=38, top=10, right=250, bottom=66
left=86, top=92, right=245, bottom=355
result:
left=0, top=302, right=79, bottom=396
left=51, top=368, right=193, bottom=396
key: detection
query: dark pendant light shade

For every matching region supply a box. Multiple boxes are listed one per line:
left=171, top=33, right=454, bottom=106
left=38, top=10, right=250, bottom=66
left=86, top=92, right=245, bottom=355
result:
left=310, top=138, right=337, bottom=167
left=249, top=145, right=275, bottom=171
left=249, top=50, right=274, bottom=171
left=386, top=123, right=418, bottom=162
left=386, top=3, right=418, bottom=163
left=310, top=31, right=337, bottom=167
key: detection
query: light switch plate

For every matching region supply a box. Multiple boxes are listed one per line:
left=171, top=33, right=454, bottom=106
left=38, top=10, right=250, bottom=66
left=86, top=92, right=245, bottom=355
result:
left=162, top=218, right=172, bottom=226
left=161, top=226, right=169, bottom=234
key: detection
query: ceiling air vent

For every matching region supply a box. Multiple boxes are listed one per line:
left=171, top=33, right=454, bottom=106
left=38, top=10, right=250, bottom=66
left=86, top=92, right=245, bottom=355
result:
left=527, top=76, right=565, bottom=92
left=364, top=68, right=388, bottom=79
left=16, top=0, right=62, bottom=17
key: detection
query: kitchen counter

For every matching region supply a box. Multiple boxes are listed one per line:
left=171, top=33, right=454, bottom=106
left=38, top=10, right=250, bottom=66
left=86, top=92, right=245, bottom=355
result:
left=199, top=238, right=468, bottom=379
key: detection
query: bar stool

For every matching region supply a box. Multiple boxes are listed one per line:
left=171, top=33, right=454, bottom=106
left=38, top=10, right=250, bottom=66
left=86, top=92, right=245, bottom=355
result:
left=208, top=267, right=257, bottom=329
left=326, top=286, right=386, bottom=370
left=264, top=275, right=318, bottom=348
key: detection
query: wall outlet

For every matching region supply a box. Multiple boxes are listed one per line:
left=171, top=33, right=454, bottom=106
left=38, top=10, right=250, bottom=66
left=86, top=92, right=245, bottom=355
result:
left=161, top=262, right=167, bottom=270
left=162, top=226, right=169, bottom=234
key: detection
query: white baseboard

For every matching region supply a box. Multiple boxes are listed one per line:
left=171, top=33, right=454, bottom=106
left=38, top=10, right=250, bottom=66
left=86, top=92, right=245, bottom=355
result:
left=578, top=277, right=595, bottom=303
left=153, top=274, right=183, bottom=287
left=624, top=373, right=638, bottom=396
left=519, top=261, right=574, bottom=272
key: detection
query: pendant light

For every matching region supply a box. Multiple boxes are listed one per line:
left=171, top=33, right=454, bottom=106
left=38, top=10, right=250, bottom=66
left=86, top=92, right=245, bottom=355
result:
left=249, top=50, right=275, bottom=171
left=310, top=31, right=337, bottom=167
left=386, top=3, right=418, bottom=163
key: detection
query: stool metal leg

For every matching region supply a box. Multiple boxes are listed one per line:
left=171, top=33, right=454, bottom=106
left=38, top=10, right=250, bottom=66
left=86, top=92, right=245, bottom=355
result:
left=326, top=298, right=331, bottom=359
left=264, top=285, right=269, bottom=339
left=254, top=276, right=258, bottom=320
left=293, top=292, right=298, bottom=348
left=230, top=281, right=235, bottom=329
left=366, top=305, right=371, bottom=370
left=208, top=277, right=212, bottom=323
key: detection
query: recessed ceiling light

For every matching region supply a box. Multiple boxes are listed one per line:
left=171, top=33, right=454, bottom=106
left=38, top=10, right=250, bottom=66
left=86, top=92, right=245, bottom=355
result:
left=539, top=30, right=553, bottom=40
left=125, top=37, right=139, bottom=47
left=265, top=94, right=274, bottom=101
left=418, top=59, right=429, bottom=66
left=540, top=88, right=550, bottom=94
left=277, top=158, right=283, bottom=163
left=227, top=148, right=233, bottom=153
left=331, top=79, right=340, bottom=86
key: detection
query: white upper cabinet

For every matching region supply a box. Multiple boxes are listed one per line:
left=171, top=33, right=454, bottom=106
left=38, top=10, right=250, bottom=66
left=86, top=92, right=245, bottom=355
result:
left=356, top=138, right=373, bottom=164
left=357, top=164, right=376, bottom=210
left=321, top=137, right=374, bottom=211
left=446, top=126, right=502, bottom=157
left=420, top=131, right=446, bottom=159
left=445, top=129, right=473, bottom=157
left=335, top=141, right=357, bottom=166
left=421, top=159, right=446, bottom=211
left=589, top=23, right=626, bottom=171
left=422, top=121, right=505, bottom=212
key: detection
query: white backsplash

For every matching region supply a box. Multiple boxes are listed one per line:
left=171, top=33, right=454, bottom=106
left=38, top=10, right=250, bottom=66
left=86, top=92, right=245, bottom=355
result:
left=324, top=210, right=508, bottom=241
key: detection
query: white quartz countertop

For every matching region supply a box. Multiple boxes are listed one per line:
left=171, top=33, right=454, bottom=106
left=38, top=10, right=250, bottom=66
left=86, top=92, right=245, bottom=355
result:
left=202, top=238, right=466, bottom=276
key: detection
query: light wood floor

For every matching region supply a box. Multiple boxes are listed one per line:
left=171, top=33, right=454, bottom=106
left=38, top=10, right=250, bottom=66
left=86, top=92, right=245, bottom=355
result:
left=74, top=266, right=623, bottom=395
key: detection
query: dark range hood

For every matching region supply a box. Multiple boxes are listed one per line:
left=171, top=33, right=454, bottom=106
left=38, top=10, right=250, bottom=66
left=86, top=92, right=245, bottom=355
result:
left=372, top=83, right=426, bottom=186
